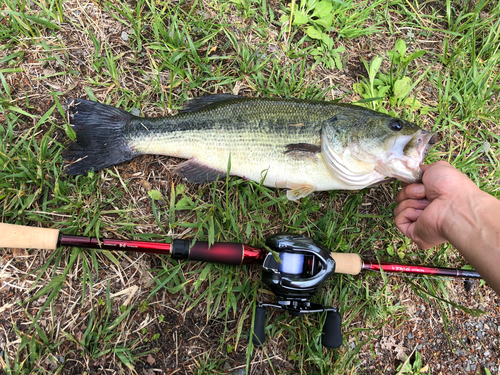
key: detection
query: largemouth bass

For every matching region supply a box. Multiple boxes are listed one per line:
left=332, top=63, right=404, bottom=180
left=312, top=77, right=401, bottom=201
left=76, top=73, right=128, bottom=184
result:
left=64, top=94, right=436, bottom=200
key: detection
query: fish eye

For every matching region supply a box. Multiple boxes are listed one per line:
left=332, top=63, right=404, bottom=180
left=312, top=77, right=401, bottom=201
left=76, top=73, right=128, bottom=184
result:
left=390, top=120, right=403, bottom=131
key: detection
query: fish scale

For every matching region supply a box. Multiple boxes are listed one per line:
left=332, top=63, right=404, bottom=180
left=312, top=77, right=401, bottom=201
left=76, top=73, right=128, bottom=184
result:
left=64, top=95, right=435, bottom=200
left=126, top=99, right=330, bottom=191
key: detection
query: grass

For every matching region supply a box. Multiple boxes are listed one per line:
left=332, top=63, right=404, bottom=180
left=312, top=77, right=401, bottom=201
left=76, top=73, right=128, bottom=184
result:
left=0, top=0, right=499, bottom=374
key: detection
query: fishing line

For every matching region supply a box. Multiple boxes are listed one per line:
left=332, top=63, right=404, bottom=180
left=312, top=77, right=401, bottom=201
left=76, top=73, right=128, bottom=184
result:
left=277, top=252, right=305, bottom=274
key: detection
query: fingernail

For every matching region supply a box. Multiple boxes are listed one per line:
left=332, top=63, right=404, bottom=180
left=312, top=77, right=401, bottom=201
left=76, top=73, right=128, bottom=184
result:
left=414, top=185, right=425, bottom=196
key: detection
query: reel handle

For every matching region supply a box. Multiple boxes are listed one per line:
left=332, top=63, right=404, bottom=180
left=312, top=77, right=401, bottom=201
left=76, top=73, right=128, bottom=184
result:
left=321, top=311, right=343, bottom=348
left=252, top=305, right=267, bottom=347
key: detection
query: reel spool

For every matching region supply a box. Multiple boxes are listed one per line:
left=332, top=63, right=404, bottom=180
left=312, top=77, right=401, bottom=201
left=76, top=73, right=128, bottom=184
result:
left=252, top=234, right=343, bottom=349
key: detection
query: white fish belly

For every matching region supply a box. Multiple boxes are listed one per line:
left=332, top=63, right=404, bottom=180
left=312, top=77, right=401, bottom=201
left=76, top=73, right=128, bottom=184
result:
left=131, top=127, right=353, bottom=192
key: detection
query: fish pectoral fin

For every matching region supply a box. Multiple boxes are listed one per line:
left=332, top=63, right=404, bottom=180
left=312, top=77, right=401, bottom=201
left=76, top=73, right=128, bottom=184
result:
left=178, top=94, right=242, bottom=113
left=285, top=182, right=316, bottom=200
left=284, top=143, right=321, bottom=162
left=284, top=143, right=321, bottom=154
left=174, top=159, right=226, bottom=183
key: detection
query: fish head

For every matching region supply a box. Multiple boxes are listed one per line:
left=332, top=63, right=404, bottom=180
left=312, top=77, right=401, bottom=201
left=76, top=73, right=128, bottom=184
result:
left=322, top=112, right=437, bottom=187
left=372, top=117, right=436, bottom=183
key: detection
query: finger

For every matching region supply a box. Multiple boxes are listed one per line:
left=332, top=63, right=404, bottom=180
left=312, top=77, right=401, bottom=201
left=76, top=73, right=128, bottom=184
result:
left=393, top=199, right=430, bottom=218
left=395, top=183, right=426, bottom=203
left=394, top=218, right=427, bottom=250
left=396, top=184, right=426, bottom=202
left=412, top=235, right=443, bottom=251
left=394, top=207, right=423, bottom=229
left=394, top=207, right=423, bottom=237
left=420, top=163, right=431, bottom=171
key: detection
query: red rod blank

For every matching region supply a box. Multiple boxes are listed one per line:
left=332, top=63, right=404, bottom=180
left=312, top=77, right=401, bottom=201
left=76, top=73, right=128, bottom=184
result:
left=363, top=261, right=481, bottom=279
left=59, top=235, right=172, bottom=255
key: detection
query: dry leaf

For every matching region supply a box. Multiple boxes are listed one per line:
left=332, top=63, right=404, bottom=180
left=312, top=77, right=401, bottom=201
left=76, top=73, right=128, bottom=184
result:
left=233, top=81, right=244, bottom=95
left=140, top=179, right=152, bottom=191
left=12, top=248, right=28, bottom=258
left=380, top=336, right=408, bottom=361
left=420, top=364, right=429, bottom=372
left=146, top=354, right=155, bottom=365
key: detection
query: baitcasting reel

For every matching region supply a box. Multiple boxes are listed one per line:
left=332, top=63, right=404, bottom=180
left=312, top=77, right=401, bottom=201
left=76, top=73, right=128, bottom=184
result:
left=252, top=233, right=343, bottom=349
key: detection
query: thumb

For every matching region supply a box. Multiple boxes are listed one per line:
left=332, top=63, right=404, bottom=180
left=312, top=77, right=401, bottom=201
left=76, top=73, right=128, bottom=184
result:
left=404, top=221, right=419, bottom=245
left=420, top=163, right=432, bottom=172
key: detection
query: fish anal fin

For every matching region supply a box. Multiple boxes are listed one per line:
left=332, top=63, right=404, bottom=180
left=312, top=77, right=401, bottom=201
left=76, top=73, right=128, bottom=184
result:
left=174, top=159, right=225, bottom=183
left=285, top=182, right=316, bottom=200
left=179, top=94, right=242, bottom=113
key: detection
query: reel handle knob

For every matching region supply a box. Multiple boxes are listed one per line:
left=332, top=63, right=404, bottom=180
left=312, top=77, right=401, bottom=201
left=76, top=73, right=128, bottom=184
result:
left=321, top=311, right=343, bottom=348
left=252, top=305, right=267, bottom=347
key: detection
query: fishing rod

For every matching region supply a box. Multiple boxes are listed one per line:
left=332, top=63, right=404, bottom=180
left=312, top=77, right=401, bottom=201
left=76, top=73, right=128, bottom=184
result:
left=1, top=223, right=482, bottom=349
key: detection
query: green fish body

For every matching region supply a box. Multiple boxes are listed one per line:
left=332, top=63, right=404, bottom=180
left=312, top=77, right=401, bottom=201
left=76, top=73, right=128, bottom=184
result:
left=64, top=95, right=435, bottom=200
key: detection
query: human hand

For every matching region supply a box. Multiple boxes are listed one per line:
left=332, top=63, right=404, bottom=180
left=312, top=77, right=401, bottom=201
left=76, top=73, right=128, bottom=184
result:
left=393, top=161, right=480, bottom=249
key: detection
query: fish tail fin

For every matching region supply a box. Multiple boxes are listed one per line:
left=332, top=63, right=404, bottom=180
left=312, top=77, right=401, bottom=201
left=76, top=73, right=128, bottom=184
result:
left=63, top=99, right=137, bottom=175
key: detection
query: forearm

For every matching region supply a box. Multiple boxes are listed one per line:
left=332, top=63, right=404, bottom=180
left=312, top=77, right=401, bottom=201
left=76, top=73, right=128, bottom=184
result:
left=443, top=191, right=500, bottom=292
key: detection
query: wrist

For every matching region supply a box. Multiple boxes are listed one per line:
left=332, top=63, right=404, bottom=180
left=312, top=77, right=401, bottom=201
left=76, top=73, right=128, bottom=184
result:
left=441, top=189, right=500, bottom=292
left=441, top=188, right=496, bottom=248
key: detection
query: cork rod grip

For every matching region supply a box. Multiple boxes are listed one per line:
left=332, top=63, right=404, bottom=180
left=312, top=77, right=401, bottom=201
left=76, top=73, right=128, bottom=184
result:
left=330, top=253, right=363, bottom=275
left=0, top=223, right=60, bottom=250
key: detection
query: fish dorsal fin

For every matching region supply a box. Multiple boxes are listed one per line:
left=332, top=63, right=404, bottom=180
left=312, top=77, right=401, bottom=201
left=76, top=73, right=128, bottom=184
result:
left=174, top=159, right=226, bottom=183
left=179, top=94, right=242, bottom=113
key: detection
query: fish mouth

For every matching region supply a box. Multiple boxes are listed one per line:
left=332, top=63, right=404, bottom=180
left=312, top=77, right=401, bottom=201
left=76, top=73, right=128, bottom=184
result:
left=412, top=130, right=438, bottom=164
left=413, top=130, right=437, bottom=161
left=400, top=130, right=437, bottom=181
left=376, top=130, right=437, bottom=184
